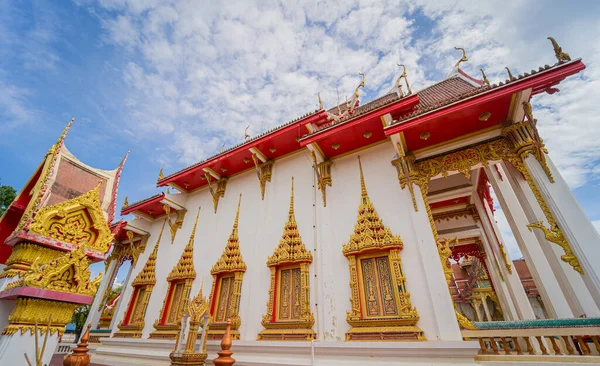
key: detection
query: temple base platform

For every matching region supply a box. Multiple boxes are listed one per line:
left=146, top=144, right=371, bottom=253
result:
left=90, top=338, right=480, bottom=365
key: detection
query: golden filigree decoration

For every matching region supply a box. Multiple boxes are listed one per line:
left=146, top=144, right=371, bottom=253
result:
left=432, top=204, right=479, bottom=223
left=0, top=243, right=62, bottom=279
left=318, top=92, right=323, bottom=110
left=163, top=204, right=187, bottom=243
left=259, top=178, right=315, bottom=341
left=412, top=137, right=581, bottom=274
left=437, top=237, right=456, bottom=285
left=498, top=241, right=513, bottom=274
left=151, top=209, right=200, bottom=340
left=391, top=146, right=419, bottom=212
left=343, top=157, right=422, bottom=341
left=208, top=195, right=246, bottom=340
left=2, top=298, right=79, bottom=336
left=205, top=173, right=228, bottom=213
left=27, top=184, right=113, bottom=253
left=548, top=37, right=571, bottom=62
left=211, top=195, right=247, bottom=275
left=455, top=311, right=477, bottom=330
left=7, top=246, right=102, bottom=297
left=171, top=286, right=210, bottom=364
left=251, top=154, right=274, bottom=200
left=311, top=151, right=333, bottom=207
left=114, top=220, right=163, bottom=338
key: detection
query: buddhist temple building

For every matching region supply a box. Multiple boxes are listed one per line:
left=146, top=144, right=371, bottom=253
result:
left=3, top=38, right=600, bottom=365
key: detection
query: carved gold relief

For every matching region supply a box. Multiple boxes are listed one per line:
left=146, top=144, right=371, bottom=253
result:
left=2, top=298, right=79, bottom=336
left=311, top=152, right=333, bottom=207
left=151, top=209, right=200, bottom=340
left=114, top=220, right=167, bottom=338
left=343, top=157, right=423, bottom=341
left=6, top=246, right=102, bottom=296
left=27, top=184, right=113, bottom=253
left=205, top=173, right=228, bottom=213
left=163, top=204, right=187, bottom=244
left=259, top=178, right=315, bottom=341
left=391, top=149, right=418, bottom=212
left=433, top=205, right=479, bottom=223
left=0, top=242, right=62, bottom=279
left=251, top=154, right=274, bottom=200
left=208, top=195, right=246, bottom=340
left=171, top=286, right=210, bottom=364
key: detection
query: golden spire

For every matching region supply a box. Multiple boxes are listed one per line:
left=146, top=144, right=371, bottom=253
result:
left=167, top=207, right=200, bottom=281
left=357, top=156, right=369, bottom=204
left=318, top=92, right=323, bottom=110
left=266, top=178, right=312, bottom=266
left=343, top=156, right=403, bottom=256
left=132, top=219, right=166, bottom=286
left=211, top=195, right=246, bottom=274
left=158, top=168, right=165, bottom=181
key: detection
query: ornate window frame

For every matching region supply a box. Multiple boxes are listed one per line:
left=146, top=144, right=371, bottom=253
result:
left=343, top=157, right=423, bottom=341
left=258, top=178, right=314, bottom=341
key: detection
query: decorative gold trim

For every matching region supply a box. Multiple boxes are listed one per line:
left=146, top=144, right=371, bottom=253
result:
left=2, top=298, right=79, bottom=337
left=170, top=285, right=210, bottom=364
left=208, top=195, right=246, bottom=340
left=251, top=154, right=274, bottom=200
left=259, top=178, right=315, bottom=341
left=27, top=183, right=113, bottom=253
left=391, top=149, right=418, bottom=212
left=205, top=173, right=228, bottom=213
left=6, top=246, right=102, bottom=296
left=150, top=209, right=200, bottom=339
left=311, top=152, right=332, bottom=207
left=343, top=157, right=423, bottom=341
left=0, top=243, right=62, bottom=279
left=480, top=69, right=490, bottom=86
left=158, top=168, right=165, bottom=181
left=432, top=204, right=479, bottom=223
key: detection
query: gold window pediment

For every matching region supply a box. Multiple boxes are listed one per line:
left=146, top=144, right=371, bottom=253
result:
left=27, top=184, right=113, bottom=253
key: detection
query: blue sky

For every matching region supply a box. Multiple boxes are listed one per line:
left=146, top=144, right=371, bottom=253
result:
left=2, top=0, right=600, bottom=282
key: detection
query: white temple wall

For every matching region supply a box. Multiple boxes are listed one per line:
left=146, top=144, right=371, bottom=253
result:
left=114, top=142, right=454, bottom=342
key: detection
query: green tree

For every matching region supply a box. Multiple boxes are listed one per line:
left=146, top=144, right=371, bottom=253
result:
left=0, top=185, right=17, bottom=216
left=71, top=305, right=90, bottom=340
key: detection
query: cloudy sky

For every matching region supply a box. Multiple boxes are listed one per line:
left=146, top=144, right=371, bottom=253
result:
left=2, top=0, right=600, bottom=279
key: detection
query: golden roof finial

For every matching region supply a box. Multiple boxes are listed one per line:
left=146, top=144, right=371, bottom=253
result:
left=396, top=64, right=412, bottom=96
left=480, top=69, right=490, bottom=86
left=454, top=47, right=468, bottom=67
left=122, top=196, right=129, bottom=208
left=357, top=156, right=369, bottom=203
left=158, top=168, right=165, bottom=181
left=244, top=125, right=251, bottom=141
left=289, top=177, right=295, bottom=221
left=505, top=67, right=516, bottom=81
left=318, top=92, right=323, bottom=110
left=233, top=194, right=242, bottom=231
left=220, top=143, right=225, bottom=153
left=547, top=36, right=571, bottom=62
left=354, top=72, right=366, bottom=98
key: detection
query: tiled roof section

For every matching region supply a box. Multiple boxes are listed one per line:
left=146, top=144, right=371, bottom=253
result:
left=125, top=193, right=164, bottom=209
left=392, top=62, right=568, bottom=124
left=159, top=109, right=321, bottom=183
left=417, top=76, right=477, bottom=109
left=310, top=92, right=400, bottom=135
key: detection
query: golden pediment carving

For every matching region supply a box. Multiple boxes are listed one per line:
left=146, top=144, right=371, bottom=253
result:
left=27, top=184, right=113, bottom=253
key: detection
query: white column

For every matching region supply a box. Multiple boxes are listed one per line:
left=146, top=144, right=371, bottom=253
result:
left=484, top=164, right=573, bottom=319
left=109, top=261, right=135, bottom=330
left=481, top=296, right=493, bottom=321
left=473, top=187, right=537, bottom=321
left=525, top=154, right=600, bottom=310
left=412, top=184, right=462, bottom=341
left=471, top=300, right=483, bottom=322
left=503, top=160, right=600, bottom=317
left=477, top=233, right=518, bottom=321
left=83, top=259, right=118, bottom=333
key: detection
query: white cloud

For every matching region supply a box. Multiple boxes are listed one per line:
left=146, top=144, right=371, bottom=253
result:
left=78, top=0, right=600, bottom=191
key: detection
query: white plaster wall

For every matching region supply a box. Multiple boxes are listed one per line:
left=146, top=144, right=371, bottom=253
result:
left=435, top=216, right=477, bottom=233
left=118, top=142, right=452, bottom=342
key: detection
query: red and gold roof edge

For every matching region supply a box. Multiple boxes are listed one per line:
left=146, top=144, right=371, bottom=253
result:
left=121, top=193, right=165, bottom=216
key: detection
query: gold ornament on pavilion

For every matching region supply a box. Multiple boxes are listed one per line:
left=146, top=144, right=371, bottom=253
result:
left=343, top=157, right=423, bottom=341
left=27, top=183, right=113, bottom=253
left=208, top=194, right=246, bottom=340
left=454, top=47, right=468, bottom=67
left=158, top=167, right=165, bottom=181
left=311, top=151, right=333, bottom=207
left=163, top=203, right=187, bottom=243
left=480, top=69, right=490, bottom=86
left=6, top=246, right=102, bottom=297
left=205, top=172, right=228, bottom=213
left=2, top=298, right=79, bottom=337
left=505, top=67, right=516, bottom=82
left=259, top=178, right=315, bottom=341
left=547, top=36, right=571, bottom=62
left=151, top=207, right=200, bottom=339
left=251, top=154, right=274, bottom=200
left=122, top=196, right=129, bottom=209
left=0, top=242, right=60, bottom=279
left=396, top=64, right=412, bottom=97
left=114, top=220, right=167, bottom=338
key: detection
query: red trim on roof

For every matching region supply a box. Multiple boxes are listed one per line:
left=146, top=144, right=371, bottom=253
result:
left=121, top=193, right=165, bottom=216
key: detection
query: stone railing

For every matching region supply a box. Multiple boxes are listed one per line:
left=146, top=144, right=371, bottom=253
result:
left=462, top=318, right=600, bottom=363
left=88, top=329, right=112, bottom=343
left=55, top=342, right=74, bottom=354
